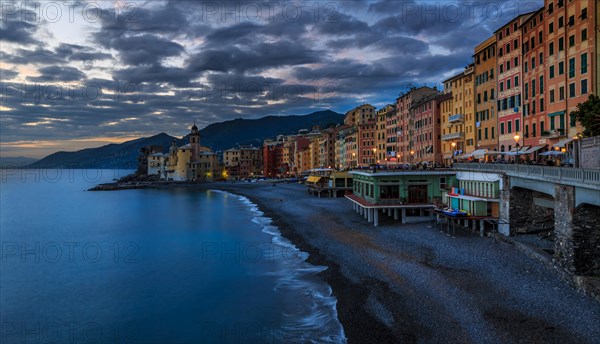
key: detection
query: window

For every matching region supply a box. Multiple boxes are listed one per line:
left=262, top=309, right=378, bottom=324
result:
left=540, top=98, right=544, bottom=112
left=550, top=90, right=555, bottom=103
left=532, top=57, right=536, bottom=69
left=478, top=129, right=481, bottom=141
left=559, top=86, right=565, bottom=100
left=559, top=61, right=564, bottom=75
left=499, top=47, right=503, bottom=56
left=484, top=128, right=488, bottom=139
left=568, top=15, right=574, bottom=27
left=499, top=32, right=503, bottom=40
left=539, top=52, right=543, bottom=65
left=569, top=83, right=575, bottom=98
left=525, top=83, right=529, bottom=100
left=540, top=121, right=545, bottom=133
left=508, top=121, right=512, bottom=133
left=500, top=64, right=504, bottom=73
left=514, top=57, right=519, bottom=67
left=506, top=61, right=510, bottom=70
left=500, top=122, right=505, bottom=134
left=532, top=80, right=536, bottom=97
left=548, top=3, right=553, bottom=14
left=581, top=8, right=588, bottom=20
left=491, top=127, right=495, bottom=139
left=506, top=43, right=510, bottom=53
left=539, top=76, right=544, bottom=93
left=549, top=22, right=554, bottom=33
left=515, top=76, right=519, bottom=87
left=582, top=29, right=587, bottom=41
left=549, top=42, right=554, bottom=55
left=532, top=123, right=536, bottom=137
left=507, top=79, right=511, bottom=89
left=513, top=23, right=517, bottom=32
left=569, top=35, right=575, bottom=47
left=525, top=124, right=529, bottom=137
left=491, top=89, right=495, bottom=99
left=515, top=119, right=520, bottom=132
left=539, top=31, right=543, bottom=44
left=569, top=58, right=575, bottom=78
left=532, top=100, right=536, bottom=114
left=581, top=53, right=588, bottom=73
left=581, top=79, right=588, bottom=94
left=524, top=61, right=528, bottom=73
left=559, top=16, right=564, bottom=28
left=559, top=37, right=564, bottom=51
left=513, top=39, right=518, bottom=50
left=500, top=81, right=504, bottom=92
left=550, top=65, right=555, bottom=78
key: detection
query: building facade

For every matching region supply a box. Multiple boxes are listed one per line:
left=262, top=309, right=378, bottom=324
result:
left=474, top=35, right=499, bottom=152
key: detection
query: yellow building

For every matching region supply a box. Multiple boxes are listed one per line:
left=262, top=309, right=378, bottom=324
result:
left=344, top=104, right=375, bottom=126
left=439, top=93, right=455, bottom=165
left=474, top=35, right=498, bottom=153
left=376, top=105, right=394, bottom=163
left=442, top=65, right=475, bottom=157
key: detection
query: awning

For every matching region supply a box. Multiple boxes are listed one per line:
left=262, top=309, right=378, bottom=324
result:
left=471, top=149, right=488, bottom=158
left=306, top=176, right=322, bottom=183
left=522, top=145, right=545, bottom=154
left=548, top=110, right=565, bottom=117
left=539, top=151, right=565, bottom=156
left=552, top=138, right=573, bottom=148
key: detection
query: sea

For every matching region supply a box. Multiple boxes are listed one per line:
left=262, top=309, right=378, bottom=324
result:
left=0, top=169, right=346, bottom=344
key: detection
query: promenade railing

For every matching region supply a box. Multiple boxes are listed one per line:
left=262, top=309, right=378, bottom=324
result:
left=453, top=163, right=600, bottom=189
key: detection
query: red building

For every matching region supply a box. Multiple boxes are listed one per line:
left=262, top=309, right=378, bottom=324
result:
left=495, top=12, right=535, bottom=152
left=263, top=142, right=285, bottom=178
left=358, top=120, right=376, bottom=166
left=522, top=8, right=548, bottom=152
left=410, top=93, right=451, bottom=164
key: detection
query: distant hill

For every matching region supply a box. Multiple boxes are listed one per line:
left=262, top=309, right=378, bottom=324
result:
left=0, top=156, right=38, bottom=168
left=198, top=110, right=343, bottom=149
left=29, top=133, right=184, bottom=169
left=28, top=110, right=344, bottom=169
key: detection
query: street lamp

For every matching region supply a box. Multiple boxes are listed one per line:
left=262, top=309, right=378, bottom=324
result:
left=451, top=142, right=456, bottom=164
left=410, top=150, right=415, bottom=164
left=513, top=133, right=520, bottom=164
left=372, top=148, right=377, bottom=164
left=352, top=152, right=356, bottom=168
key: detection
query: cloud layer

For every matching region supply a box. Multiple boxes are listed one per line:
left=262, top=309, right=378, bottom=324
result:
left=0, top=0, right=543, bottom=156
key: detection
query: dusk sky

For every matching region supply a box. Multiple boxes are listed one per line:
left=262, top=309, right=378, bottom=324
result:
left=1, top=0, right=543, bottom=158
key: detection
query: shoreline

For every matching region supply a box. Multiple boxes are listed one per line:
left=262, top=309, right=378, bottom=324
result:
left=90, top=180, right=600, bottom=343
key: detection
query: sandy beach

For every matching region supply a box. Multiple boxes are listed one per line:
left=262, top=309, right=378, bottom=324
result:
left=205, top=181, right=600, bottom=344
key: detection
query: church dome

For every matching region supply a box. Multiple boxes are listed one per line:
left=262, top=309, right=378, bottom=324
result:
left=191, top=123, right=198, bottom=131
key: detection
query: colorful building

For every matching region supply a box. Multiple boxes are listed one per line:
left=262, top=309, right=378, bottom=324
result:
left=544, top=0, right=595, bottom=144
left=522, top=8, right=548, bottom=156
left=395, top=86, right=440, bottom=163
left=409, top=92, right=449, bottom=165
left=442, top=65, right=475, bottom=158
left=474, top=35, right=499, bottom=153
left=496, top=12, right=534, bottom=152
left=376, top=105, right=393, bottom=164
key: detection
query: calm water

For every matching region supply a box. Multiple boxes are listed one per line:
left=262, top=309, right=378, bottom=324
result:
left=0, top=170, right=345, bottom=344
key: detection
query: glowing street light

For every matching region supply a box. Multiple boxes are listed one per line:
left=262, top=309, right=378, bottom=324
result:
left=513, top=133, right=520, bottom=164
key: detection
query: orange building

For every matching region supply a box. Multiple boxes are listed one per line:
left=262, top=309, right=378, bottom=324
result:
left=544, top=0, right=595, bottom=144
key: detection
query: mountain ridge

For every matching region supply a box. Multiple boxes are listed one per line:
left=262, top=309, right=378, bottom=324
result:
left=28, top=110, right=344, bottom=169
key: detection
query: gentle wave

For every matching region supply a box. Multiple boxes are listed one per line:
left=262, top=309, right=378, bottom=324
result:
left=211, top=189, right=347, bottom=344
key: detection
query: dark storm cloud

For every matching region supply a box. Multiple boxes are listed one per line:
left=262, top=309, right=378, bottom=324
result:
left=0, top=68, right=18, bottom=80
left=187, top=40, right=321, bottom=73
left=112, top=64, right=190, bottom=87
left=99, top=34, right=185, bottom=65
left=27, top=66, right=86, bottom=82
left=4, top=45, right=112, bottom=66
left=0, top=8, right=40, bottom=45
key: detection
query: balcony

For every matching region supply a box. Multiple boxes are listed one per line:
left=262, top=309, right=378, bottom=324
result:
left=442, top=132, right=465, bottom=141
left=448, top=114, right=464, bottom=123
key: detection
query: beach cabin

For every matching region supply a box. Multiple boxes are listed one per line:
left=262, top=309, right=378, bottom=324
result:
left=306, top=169, right=353, bottom=197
